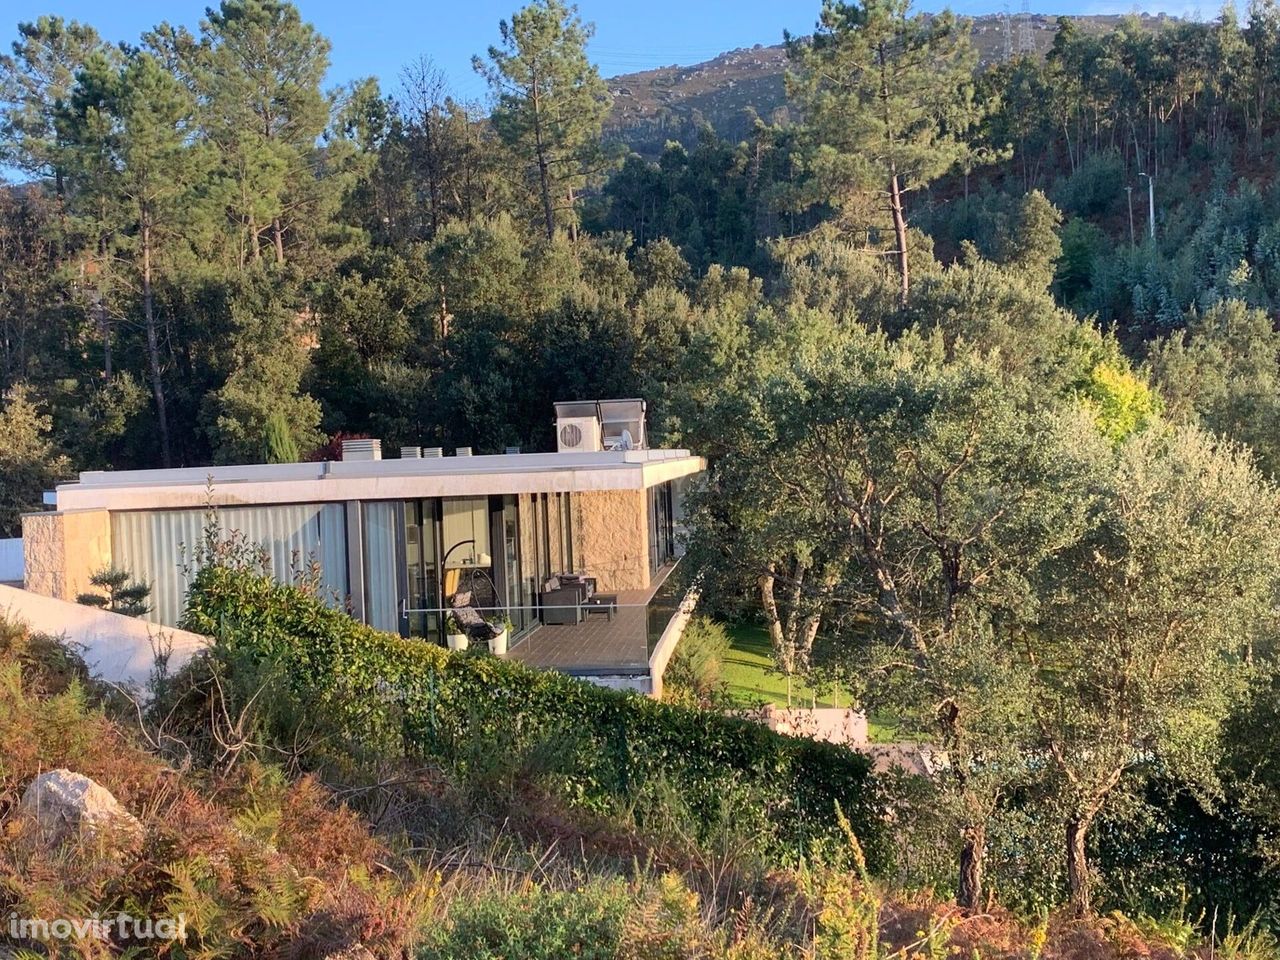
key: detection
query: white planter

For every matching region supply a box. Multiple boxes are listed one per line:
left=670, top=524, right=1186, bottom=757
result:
left=489, top=628, right=509, bottom=656
left=446, top=633, right=469, bottom=652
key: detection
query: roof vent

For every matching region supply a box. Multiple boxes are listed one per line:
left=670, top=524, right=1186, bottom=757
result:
left=455, top=446, right=472, bottom=457
left=341, top=438, right=382, bottom=462
left=422, top=446, right=443, bottom=458
left=400, top=446, right=422, bottom=459
left=505, top=445, right=522, bottom=455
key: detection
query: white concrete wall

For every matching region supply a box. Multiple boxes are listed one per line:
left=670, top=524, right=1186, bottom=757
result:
left=762, top=706, right=870, bottom=747
left=54, top=451, right=707, bottom=513
left=0, top=583, right=208, bottom=691
left=582, top=674, right=651, bottom=695
left=0, top=538, right=23, bottom=582
left=647, top=582, right=701, bottom=701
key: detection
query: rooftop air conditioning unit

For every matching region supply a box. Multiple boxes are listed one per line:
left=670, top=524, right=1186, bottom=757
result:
left=556, top=416, right=603, bottom=453
left=400, top=446, right=422, bottom=459
left=554, top=399, right=645, bottom=453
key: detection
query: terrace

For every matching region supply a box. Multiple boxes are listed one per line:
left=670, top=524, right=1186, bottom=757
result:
left=508, top=561, right=690, bottom=687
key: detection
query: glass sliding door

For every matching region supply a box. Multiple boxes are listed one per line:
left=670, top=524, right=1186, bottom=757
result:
left=441, top=497, right=493, bottom=607
left=501, top=495, right=534, bottom=635
left=403, top=499, right=440, bottom=639
left=648, top=482, right=675, bottom=572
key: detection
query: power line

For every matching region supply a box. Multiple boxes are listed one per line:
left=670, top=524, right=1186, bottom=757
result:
left=1017, top=0, right=1036, bottom=55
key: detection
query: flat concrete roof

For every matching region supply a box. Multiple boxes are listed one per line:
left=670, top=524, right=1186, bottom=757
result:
left=52, top=449, right=706, bottom=513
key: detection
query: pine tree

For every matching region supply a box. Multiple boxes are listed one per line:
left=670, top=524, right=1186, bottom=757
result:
left=62, top=50, right=202, bottom=467
left=76, top=566, right=152, bottom=617
left=0, top=16, right=111, bottom=198
left=787, top=0, right=986, bottom=303
left=197, top=0, right=331, bottom=265
left=261, top=410, right=300, bottom=463
left=473, top=0, right=610, bottom=240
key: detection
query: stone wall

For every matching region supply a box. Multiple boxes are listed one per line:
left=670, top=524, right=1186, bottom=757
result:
left=21, top=510, right=112, bottom=601
left=762, top=707, right=870, bottom=747
left=574, top=490, right=649, bottom=592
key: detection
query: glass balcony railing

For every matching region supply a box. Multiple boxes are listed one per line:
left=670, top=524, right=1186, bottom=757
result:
left=401, top=560, right=694, bottom=680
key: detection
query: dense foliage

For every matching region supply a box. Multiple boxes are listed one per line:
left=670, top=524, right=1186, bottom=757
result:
left=0, top=618, right=432, bottom=958
left=6, top=0, right=1280, bottom=935
left=181, top=564, right=889, bottom=870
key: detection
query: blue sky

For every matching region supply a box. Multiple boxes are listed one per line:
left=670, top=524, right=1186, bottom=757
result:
left=4, top=0, right=1207, bottom=104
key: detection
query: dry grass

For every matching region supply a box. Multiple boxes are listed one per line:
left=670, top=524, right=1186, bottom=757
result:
left=1, top=617, right=1275, bottom=959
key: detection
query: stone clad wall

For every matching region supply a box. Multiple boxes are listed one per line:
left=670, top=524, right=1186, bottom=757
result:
left=21, top=509, right=112, bottom=601
left=574, top=490, right=649, bottom=592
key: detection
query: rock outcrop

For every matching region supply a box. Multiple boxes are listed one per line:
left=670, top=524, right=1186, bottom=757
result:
left=19, top=769, right=143, bottom=845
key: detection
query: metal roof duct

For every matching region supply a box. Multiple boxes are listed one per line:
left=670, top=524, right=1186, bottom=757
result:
left=341, top=438, right=382, bottom=461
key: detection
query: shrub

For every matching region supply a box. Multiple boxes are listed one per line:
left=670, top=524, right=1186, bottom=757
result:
left=664, top=615, right=731, bottom=705
left=181, top=566, right=890, bottom=871
left=420, top=881, right=628, bottom=960
left=1052, top=150, right=1125, bottom=219
left=0, top=617, right=433, bottom=958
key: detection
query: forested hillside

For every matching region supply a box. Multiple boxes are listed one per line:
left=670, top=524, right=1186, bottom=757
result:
left=2, top=0, right=1278, bottom=500
left=602, top=12, right=1169, bottom=156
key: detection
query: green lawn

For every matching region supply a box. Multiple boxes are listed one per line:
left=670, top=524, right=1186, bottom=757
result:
left=722, top=623, right=847, bottom=708
left=720, top=623, right=898, bottom=741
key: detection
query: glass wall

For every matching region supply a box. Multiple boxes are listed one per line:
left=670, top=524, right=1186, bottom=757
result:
left=648, top=482, right=675, bottom=572
left=501, top=495, right=534, bottom=633
left=111, top=503, right=349, bottom=626
left=440, top=496, right=493, bottom=603
left=401, top=499, right=439, bottom=639
left=108, top=492, right=581, bottom=637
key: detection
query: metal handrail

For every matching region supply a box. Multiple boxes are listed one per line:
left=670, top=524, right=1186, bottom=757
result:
left=399, top=601, right=649, bottom=615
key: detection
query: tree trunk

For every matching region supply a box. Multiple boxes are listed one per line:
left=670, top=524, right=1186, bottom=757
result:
left=95, top=236, right=112, bottom=380
left=758, top=567, right=797, bottom=675
left=889, top=171, right=910, bottom=305
left=247, top=211, right=262, bottom=264
left=537, top=154, right=555, bottom=240
left=97, top=296, right=112, bottom=381
left=141, top=219, right=172, bottom=468
left=1066, top=815, right=1093, bottom=917
left=797, top=614, right=822, bottom=672
left=957, top=822, right=986, bottom=911
left=272, top=217, right=285, bottom=265
left=530, top=75, right=556, bottom=240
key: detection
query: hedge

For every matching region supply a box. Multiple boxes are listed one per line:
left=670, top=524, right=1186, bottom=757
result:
left=182, top=566, right=888, bottom=870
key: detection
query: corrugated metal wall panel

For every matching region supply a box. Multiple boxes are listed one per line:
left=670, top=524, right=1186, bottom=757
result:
left=111, top=504, right=349, bottom=626
left=362, top=501, right=401, bottom=634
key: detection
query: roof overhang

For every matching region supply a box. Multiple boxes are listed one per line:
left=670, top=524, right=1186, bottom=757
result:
left=52, top=450, right=706, bottom=513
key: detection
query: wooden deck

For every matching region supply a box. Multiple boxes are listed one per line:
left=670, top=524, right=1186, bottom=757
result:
left=508, top=563, right=678, bottom=675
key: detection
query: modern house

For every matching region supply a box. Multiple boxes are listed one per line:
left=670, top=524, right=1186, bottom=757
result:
left=21, top=400, right=705, bottom=692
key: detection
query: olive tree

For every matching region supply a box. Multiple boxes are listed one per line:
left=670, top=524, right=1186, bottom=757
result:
left=1031, top=423, right=1280, bottom=915
left=730, top=329, right=1105, bottom=909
